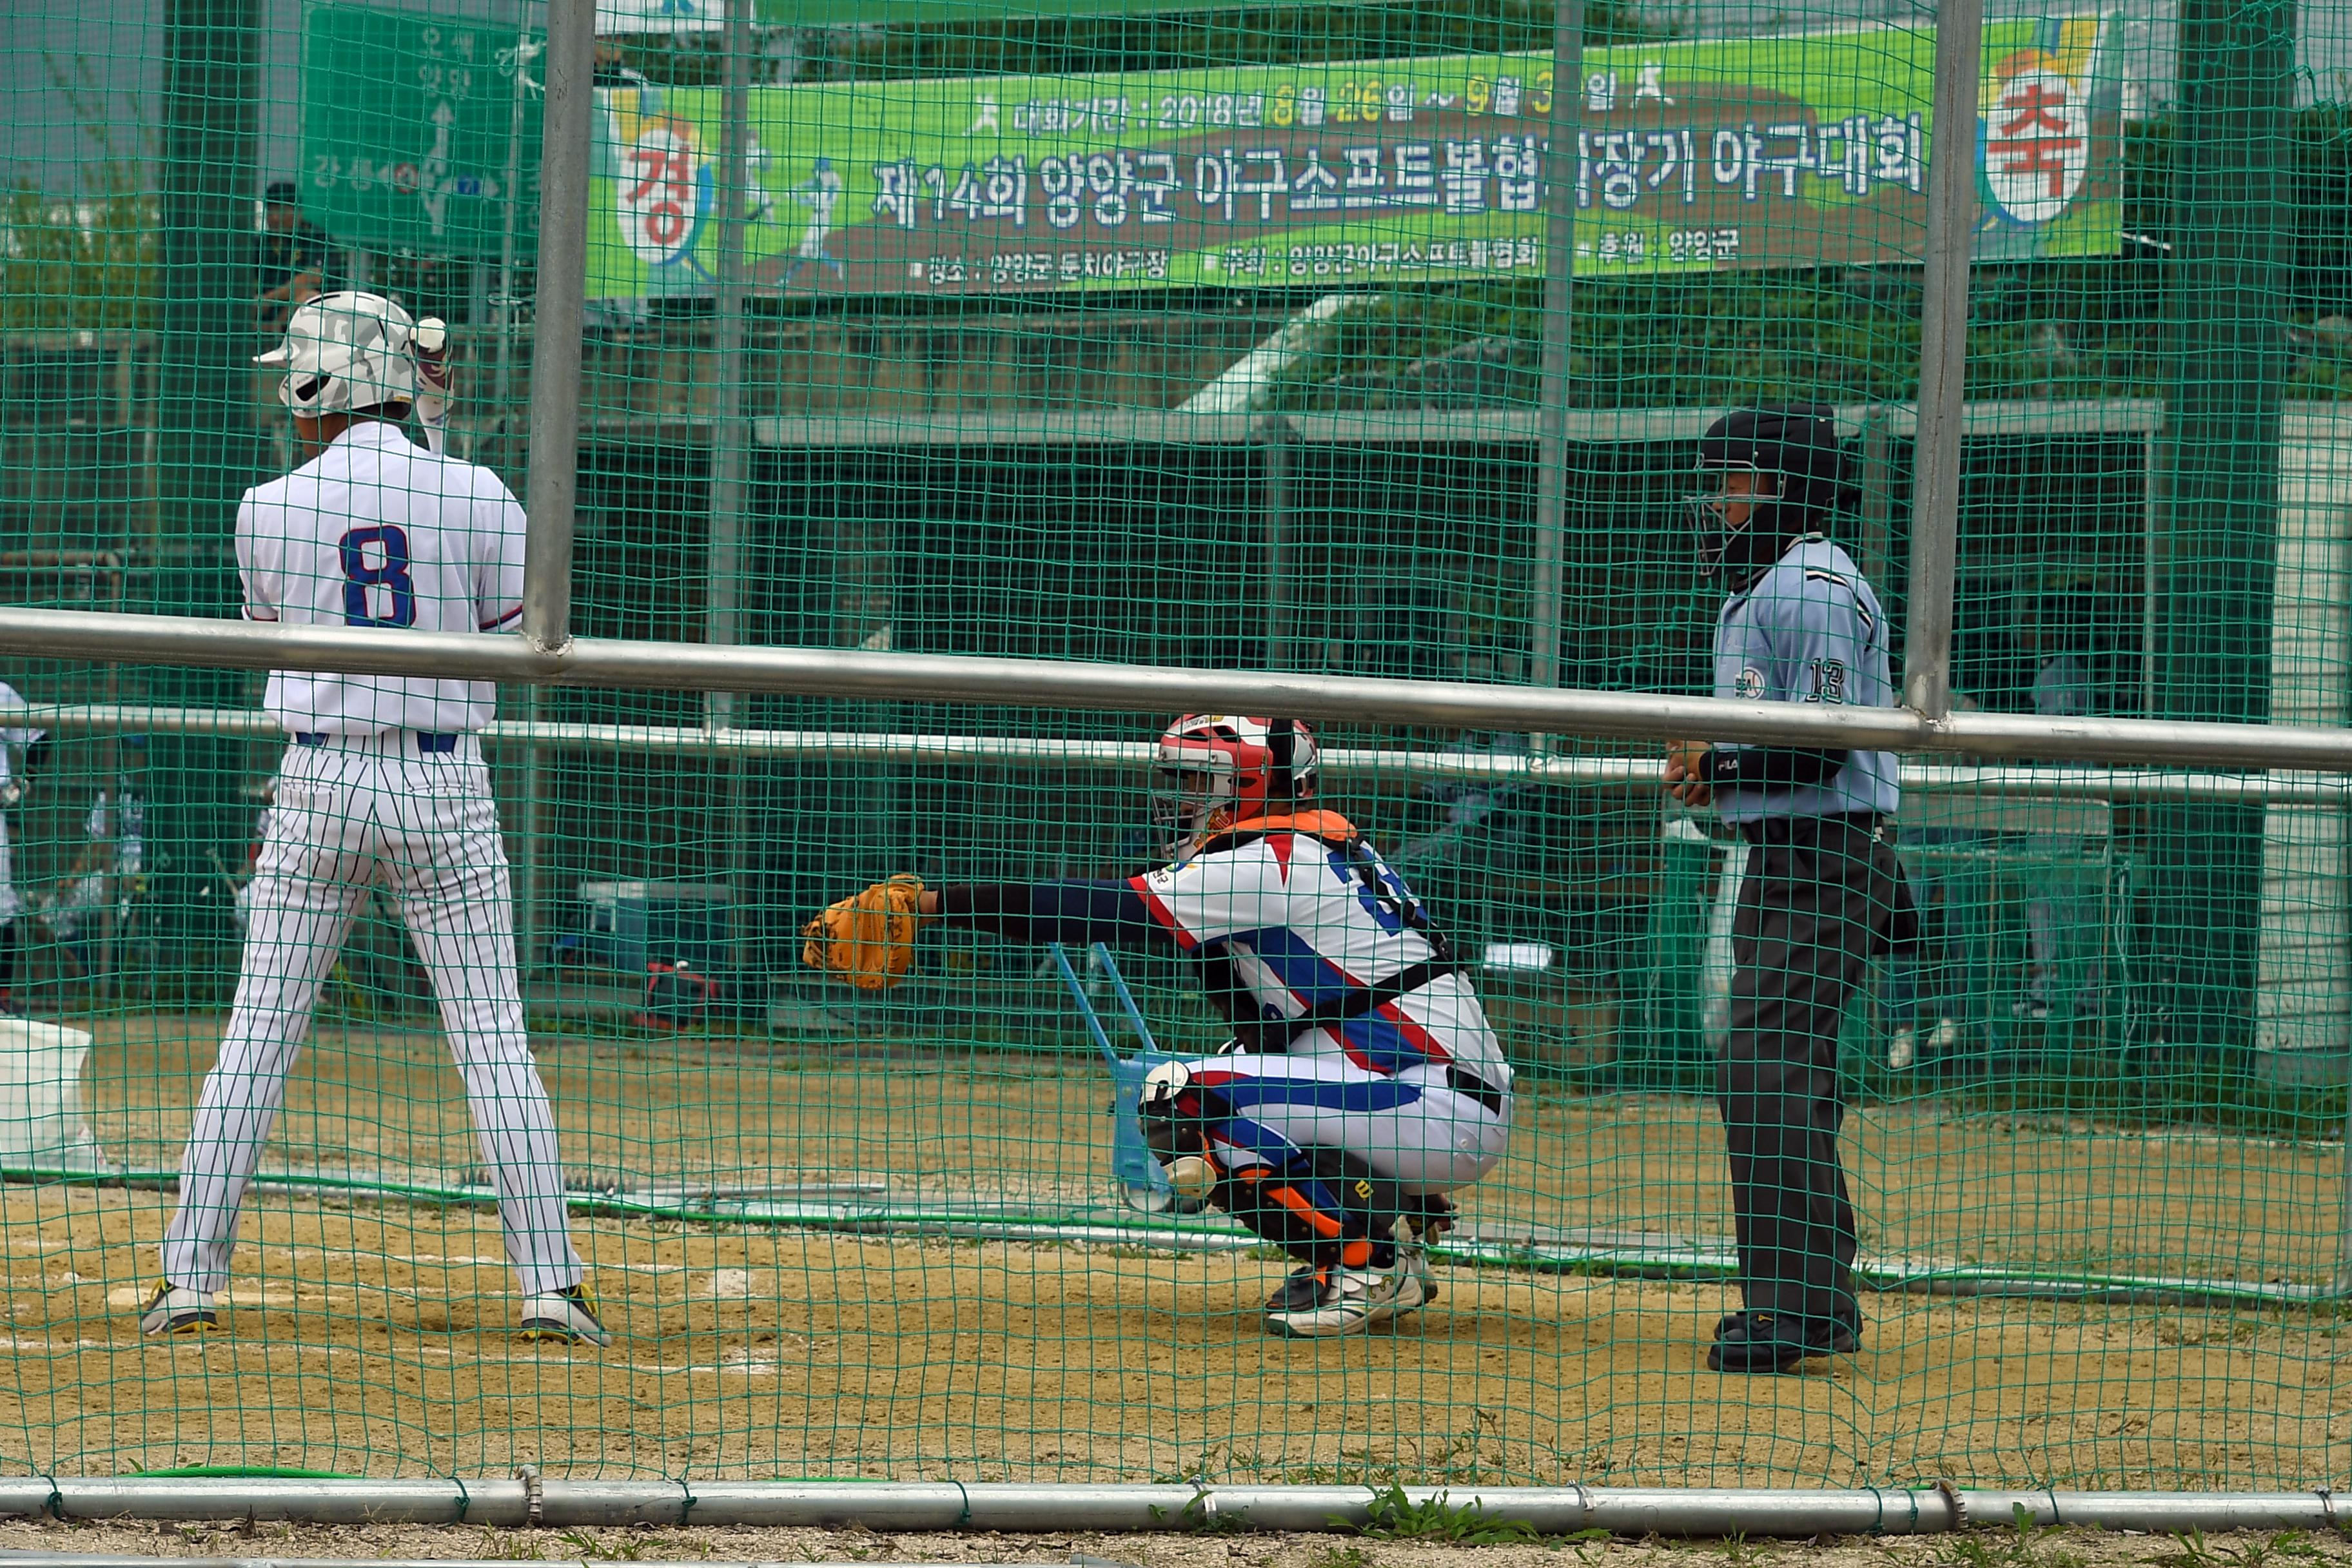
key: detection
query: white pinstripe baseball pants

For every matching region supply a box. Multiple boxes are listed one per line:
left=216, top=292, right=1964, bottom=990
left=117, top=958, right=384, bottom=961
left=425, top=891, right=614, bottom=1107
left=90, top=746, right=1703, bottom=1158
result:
left=161, top=732, right=583, bottom=1297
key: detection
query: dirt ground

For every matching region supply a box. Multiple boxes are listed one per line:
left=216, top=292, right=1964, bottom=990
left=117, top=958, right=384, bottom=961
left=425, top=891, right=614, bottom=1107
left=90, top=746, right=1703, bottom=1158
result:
left=0, top=1015, right=2346, bottom=1487
left=3, top=1518, right=2350, bottom=1568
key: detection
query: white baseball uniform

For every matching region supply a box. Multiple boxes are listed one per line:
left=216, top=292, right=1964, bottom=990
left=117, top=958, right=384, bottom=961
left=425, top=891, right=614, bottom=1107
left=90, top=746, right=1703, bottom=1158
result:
left=1129, top=824, right=1512, bottom=1194
left=161, top=418, right=584, bottom=1298
left=0, top=681, right=43, bottom=925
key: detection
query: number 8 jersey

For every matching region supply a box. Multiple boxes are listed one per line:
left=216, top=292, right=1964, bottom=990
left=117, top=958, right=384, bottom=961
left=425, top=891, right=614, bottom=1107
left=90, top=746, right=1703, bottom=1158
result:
left=236, top=420, right=526, bottom=734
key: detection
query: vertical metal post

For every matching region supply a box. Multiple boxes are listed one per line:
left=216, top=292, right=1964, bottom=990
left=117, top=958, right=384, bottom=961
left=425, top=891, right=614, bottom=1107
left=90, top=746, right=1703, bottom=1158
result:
left=707, top=0, right=752, bottom=719
left=1259, top=413, right=1291, bottom=670
left=1529, top=0, right=1585, bottom=729
left=2142, top=426, right=2161, bottom=718
left=493, top=6, right=532, bottom=462
left=706, top=0, right=755, bottom=1008
left=507, top=0, right=560, bottom=988
left=1897, top=0, right=1984, bottom=722
left=519, top=0, right=596, bottom=655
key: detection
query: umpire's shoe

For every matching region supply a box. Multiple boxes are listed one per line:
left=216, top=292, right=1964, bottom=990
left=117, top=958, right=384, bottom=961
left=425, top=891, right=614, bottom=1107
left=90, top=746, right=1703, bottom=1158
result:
left=138, top=1279, right=217, bottom=1337
left=1707, top=1309, right=1857, bottom=1373
left=520, top=1282, right=611, bottom=1346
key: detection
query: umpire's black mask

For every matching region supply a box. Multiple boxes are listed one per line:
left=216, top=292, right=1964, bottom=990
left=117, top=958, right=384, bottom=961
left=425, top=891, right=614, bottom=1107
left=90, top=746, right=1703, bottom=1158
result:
left=1688, top=405, right=1852, bottom=579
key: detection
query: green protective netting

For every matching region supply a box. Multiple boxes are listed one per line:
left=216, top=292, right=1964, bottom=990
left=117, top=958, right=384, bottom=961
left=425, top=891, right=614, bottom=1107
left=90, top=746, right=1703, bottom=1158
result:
left=1, top=0, right=2349, bottom=1495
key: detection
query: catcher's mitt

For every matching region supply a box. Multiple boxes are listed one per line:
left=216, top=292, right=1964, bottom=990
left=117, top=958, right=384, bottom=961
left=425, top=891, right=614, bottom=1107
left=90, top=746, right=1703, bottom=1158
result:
left=801, top=874, right=936, bottom=991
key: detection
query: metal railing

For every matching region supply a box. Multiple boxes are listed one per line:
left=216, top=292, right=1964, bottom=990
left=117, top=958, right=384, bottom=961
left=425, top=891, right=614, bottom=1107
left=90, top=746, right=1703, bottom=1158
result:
left=3, top=603, right=2350, bottom=770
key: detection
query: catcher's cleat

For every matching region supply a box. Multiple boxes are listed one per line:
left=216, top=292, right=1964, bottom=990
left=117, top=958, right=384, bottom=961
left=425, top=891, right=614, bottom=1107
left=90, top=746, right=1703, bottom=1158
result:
left=1263, top=1262, right=1429, bottom=1338
left=519, top=1283, right=610, bottom=1346
left=138, top=1279, right=216, bottom=1337
left=1264, top=1263, right=1327, bottom=1314
left=1398, top=1244, right=1440, bottom=1307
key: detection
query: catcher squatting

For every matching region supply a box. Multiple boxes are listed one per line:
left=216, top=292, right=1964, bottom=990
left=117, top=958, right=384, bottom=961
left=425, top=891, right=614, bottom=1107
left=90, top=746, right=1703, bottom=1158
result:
left=806, top=714, right=1515, bottom=1340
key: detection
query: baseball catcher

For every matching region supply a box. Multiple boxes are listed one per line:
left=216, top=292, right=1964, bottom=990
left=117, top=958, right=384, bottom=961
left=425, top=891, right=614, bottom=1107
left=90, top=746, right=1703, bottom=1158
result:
left=806, top=714, right=1513, bottom=1338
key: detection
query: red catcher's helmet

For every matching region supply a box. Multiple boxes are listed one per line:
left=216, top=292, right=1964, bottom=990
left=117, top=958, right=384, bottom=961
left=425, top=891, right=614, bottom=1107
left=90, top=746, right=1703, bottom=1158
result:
left=1152, top=714, right=1319, bottom=859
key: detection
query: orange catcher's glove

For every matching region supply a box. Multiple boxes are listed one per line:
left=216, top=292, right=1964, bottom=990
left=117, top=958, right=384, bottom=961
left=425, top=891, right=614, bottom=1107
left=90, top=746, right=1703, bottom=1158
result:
left=801, top=874, right=936, bottom=991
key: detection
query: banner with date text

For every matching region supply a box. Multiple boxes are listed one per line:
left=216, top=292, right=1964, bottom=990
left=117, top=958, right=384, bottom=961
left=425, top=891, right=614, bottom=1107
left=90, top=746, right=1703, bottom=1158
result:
left=587, top=14, right=2120, bottom=298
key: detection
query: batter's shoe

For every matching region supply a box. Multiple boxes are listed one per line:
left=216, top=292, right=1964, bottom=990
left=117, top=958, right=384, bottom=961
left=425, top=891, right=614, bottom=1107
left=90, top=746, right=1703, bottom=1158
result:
left=519, top=1283, right=610, bottom=1346
left=138, top=1279, right=216, bottom=1337
left=1264, top=1262, right=1429, bottom=1338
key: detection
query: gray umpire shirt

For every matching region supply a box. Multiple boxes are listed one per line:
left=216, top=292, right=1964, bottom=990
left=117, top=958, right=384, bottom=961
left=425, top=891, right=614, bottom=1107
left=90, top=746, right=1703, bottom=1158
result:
left=1710, top=534, right=1901, bottom=824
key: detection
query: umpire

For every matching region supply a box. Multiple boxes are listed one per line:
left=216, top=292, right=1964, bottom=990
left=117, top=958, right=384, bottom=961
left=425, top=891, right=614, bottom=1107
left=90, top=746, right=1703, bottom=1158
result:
left=1663, top=406, right=1917, bottom=1375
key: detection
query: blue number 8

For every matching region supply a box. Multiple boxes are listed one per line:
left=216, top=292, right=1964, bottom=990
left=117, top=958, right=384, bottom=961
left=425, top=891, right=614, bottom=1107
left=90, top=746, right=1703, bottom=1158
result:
left=340, top=525, right=416, bottom=627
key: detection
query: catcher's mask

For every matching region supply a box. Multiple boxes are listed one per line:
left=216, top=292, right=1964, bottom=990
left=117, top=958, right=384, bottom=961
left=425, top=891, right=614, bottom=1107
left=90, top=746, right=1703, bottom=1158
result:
left=1687, top=404, right=1851, bottom=579
left=1151, top=714, right=1318, bottom=863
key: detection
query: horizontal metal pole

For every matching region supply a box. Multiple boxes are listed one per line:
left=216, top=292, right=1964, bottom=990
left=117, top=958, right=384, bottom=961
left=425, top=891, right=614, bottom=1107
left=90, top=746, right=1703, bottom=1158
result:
left=1, top=1480, right=2340, bottom=1536
left=20, top=705, right=2352, bottom=803
left=6, top=607, right=2352, bottom=770
left=0, top=1477, right=528, bottom=1525
left=745, top=398, right=2162, bottom=450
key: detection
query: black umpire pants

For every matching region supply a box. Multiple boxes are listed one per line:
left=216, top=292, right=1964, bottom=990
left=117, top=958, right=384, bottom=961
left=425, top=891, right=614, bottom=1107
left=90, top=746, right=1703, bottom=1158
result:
left=1720, top=813, right=1916, bottom=1324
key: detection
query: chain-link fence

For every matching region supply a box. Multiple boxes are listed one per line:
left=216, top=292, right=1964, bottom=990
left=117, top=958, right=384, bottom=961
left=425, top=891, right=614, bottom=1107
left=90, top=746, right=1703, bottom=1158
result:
left=0, top=0, right=2347, bottom=1494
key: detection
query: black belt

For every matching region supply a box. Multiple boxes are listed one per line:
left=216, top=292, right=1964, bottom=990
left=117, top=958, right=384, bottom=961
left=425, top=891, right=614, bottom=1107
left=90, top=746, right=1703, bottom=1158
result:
left=1444, top=1064, right=1508, bottom=1115
left=295, top=731, right=460, bottom=754
left=1736, top=812, right=1894, bottom=846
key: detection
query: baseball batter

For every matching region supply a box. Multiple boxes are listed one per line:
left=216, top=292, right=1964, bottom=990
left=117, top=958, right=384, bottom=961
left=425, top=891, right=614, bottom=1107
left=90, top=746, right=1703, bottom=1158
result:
left=805, top=714, right=1513, bottom=1338
left=140, top=291, right=604, bottom=1344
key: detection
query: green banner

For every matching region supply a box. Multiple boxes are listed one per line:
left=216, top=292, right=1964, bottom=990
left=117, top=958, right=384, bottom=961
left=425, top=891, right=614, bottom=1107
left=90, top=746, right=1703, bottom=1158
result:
left=299, top=3, right=543, bottom=260
left=588, top=14, right=2121, bottom=298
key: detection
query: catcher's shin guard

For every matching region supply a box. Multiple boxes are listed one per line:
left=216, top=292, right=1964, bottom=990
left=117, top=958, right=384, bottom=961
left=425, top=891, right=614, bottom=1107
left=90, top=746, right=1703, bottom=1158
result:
left=1136, top=1064, right=1400, bottom=1269
left=1211, top=1163, right=1400, bottom=1271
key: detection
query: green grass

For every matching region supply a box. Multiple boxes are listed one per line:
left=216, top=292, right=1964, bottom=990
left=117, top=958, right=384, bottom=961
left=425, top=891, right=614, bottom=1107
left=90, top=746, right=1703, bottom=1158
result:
left=1332, top=1484, right=1546, bottom=1545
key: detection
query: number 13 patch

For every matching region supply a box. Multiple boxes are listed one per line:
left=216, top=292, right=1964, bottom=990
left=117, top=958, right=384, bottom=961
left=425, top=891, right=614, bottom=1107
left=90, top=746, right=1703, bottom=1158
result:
left=1808, top=659, right=1848, bottom=703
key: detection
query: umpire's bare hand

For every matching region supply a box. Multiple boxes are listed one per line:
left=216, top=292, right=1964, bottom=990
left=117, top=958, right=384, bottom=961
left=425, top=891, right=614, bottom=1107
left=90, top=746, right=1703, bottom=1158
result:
left=1663, top=740, right=1713, bottom=808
